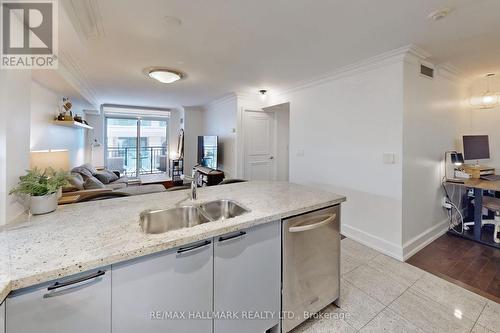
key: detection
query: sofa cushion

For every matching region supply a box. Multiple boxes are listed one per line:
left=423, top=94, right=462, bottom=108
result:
left=81, top=163, right=98, bottom=175
left=83, top=176, right=106, bottom=189
left=94, top=170, right=119, bottom=184
left=71, top=166, right=93, bottom=178
left=104, top=183, right=127, bottom=190
left=117, top=185, right=166, bottom=196
left=63, top=172, right=85, bottom=192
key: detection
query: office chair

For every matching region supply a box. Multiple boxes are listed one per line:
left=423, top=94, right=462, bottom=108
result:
left=465, top=196, right=500, bottom=243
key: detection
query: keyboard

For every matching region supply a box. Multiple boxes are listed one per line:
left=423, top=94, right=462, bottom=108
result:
left=480, top=174, right=500, bottom=181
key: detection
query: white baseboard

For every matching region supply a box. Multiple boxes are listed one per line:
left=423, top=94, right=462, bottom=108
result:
left=402, top=219, right=449, bottom=261
left=341, top=224, right=404, bottom=261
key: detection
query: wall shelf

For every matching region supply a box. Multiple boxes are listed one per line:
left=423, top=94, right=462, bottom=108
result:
left=53, top=120, right=93, bottom=130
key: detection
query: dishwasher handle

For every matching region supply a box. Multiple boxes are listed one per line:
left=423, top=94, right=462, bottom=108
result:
left=288, top=214, right=336, bottom=233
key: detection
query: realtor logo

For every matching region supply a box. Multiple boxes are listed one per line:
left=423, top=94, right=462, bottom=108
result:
left=1, top=0, right=58, bottom=69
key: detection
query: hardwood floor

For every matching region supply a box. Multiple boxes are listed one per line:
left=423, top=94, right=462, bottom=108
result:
left=407, top=233, right=500, bottom=303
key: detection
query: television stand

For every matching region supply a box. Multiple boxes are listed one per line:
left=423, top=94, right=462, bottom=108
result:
left=193, top=166, right=224, bottom=186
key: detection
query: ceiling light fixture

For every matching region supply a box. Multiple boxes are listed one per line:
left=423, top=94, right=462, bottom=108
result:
left=259, top=89, right=267, bottom=95
left=147, top=68, right=183, bottom=84
left=469, top=74, right=499, bottom=109
left=428, top=8, right=452, bottom=21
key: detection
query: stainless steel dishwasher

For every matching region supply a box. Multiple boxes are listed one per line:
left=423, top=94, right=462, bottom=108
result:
left=282, top=205, right=340, bottom=332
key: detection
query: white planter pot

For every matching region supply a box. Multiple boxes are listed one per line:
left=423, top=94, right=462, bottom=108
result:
left=30, top=192, right=58, bottom=215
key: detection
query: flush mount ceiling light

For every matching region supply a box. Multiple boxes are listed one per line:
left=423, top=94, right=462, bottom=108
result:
left=469, top=74, right=499, bottom=109
left=259, top=89, right=267, bottom=95
left=428, top=8, right=452, bottom=21
left=146, top=68, right=183, bottom=84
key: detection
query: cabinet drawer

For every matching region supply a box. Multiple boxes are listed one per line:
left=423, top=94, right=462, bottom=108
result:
left=6, top=267, right=111, bottom=333
left=214, top=221, right=281, bottom=333
left=112, top=240, right=213, bottom=333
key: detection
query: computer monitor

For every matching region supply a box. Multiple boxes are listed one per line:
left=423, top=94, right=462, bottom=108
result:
left=462, top=135, right=490, bottom=161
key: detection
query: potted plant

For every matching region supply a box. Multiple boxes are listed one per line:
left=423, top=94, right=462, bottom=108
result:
left=9, top=168, right=69, bottom=215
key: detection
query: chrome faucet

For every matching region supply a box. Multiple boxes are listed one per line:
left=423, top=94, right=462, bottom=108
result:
left=183, top=170, right=199, bottom=200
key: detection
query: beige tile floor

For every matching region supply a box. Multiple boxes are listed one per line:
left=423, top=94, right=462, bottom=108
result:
left=291, top=238, right=499, bottom=333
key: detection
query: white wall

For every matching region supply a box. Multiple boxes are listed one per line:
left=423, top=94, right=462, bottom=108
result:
left=202, top=95, right=239, bottom=177
left=401, top=60, right=466, bottom=258
left=183, top=106, right=204, bottom=173
left=85, top=112, right=105, bottom=167
left=275, top=61, right=406, bottom=256
left=30, top=81, right=86, bottom=167
left=461, top=75, right=500, bottom=170
left=0, top=70, right=31, bottom=225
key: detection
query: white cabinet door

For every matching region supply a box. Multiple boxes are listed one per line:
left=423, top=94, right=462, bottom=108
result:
left=214, top=221, right=281, bottom=333
left=112, top=239, right=213, bottom=333
left=6, top=267, right=111, bottom=333
left=0, top=301, right=5, bottom=333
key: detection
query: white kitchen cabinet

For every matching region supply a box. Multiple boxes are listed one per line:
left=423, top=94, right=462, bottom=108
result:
left=214, top=221, right=281, bottom=333
left=112, top=239, right=213, bottom=333
left=6, top=267, right=111, bottom=333
left=1, top=301, right=5, bottom=333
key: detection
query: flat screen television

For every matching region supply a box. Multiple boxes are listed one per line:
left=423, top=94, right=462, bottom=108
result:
left=197, top=136, right=218, bottom=169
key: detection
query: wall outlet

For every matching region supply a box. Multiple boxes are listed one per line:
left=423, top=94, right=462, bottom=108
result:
left=442, top=197, right=452, bottom=209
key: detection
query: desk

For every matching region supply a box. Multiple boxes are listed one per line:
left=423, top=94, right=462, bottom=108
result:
left=445, top=179, right=500, bottom=249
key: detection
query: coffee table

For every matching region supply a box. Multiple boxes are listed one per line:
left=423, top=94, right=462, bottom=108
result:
left=139, top=173, right=173, bottom=188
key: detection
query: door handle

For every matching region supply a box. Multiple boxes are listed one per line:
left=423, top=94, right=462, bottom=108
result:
left=47, top=270, right=105, bottom=291
left=269, top=156, right=274, bottom=160
left=177, top=240, right=212, bottom=254
left=218, top=231, right=246, bottom=242
left=288, top=214, right=336, bottom=233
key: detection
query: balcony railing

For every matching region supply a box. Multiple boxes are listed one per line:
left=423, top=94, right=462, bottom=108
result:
left=107, top=146, right=168, bottom=176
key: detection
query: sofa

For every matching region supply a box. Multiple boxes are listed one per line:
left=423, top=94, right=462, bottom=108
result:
left=63, top=164, right=166, bottom=201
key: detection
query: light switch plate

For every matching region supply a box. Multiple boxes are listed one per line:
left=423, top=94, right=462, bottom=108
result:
left=383, top=152, right=396, bottom=164
left=297, top=148, right=305, bottom=157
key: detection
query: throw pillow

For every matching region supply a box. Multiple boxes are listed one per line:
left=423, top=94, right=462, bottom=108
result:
left=81, top=163, right=98, bottom=175
left=67, top=172, right=85, bottom=190
left=71, top=165, right=93, bottom=179
left=94, top=170, right=119, bottom=184
left=83, top=176, right=106, bottom=189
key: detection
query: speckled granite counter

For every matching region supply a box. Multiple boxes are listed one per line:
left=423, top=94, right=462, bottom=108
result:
left=0, top=181, right=345, bottom=301
left=0, top=233, right=11, bottom=302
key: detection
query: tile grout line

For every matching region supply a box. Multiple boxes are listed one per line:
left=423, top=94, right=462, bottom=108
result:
left=468, top=302, right=488, bottom=333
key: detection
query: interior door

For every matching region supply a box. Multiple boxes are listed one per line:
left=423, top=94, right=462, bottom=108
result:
left=243, top=110, right=276, bottom=181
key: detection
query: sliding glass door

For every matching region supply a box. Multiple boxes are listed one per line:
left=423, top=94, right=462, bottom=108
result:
left=105, top=117, right=168, bottom=178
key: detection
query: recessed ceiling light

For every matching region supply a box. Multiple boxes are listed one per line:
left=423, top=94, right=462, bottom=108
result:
left=146, top=68, right=183, bottom=84
left=428, top=8, right=452, bottom=21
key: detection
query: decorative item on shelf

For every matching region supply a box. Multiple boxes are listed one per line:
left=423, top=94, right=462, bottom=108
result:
left=73, top=114, right=83, bottom=123
left=9, top=168, right=70, bottom=215
left=469, top=74, right=499, bottom=109
left=57, top=97, right=74, bottom=121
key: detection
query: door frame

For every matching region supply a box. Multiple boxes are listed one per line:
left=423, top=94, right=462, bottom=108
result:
left=240, top=109, right=278, bottom=181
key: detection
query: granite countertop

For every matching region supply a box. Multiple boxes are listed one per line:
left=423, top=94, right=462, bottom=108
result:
left=0, top=181, right=345, bottom=302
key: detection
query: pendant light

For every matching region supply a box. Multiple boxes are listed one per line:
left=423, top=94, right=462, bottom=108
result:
left=470, top=74, right=498, bottom=109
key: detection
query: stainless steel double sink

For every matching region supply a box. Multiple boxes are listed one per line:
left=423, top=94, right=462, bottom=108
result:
left=139, top=200, right=250, bottom=234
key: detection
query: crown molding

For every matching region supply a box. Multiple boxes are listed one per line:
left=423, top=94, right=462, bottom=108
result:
left=59, top=51, right=99, bottom=107
left=282, top=44, right=431, bottom=96
left=204, top=92, right=238, bottom=109
left=62, top=0, right=105, bottom=41
left=436, top=63, right=464, bottom=84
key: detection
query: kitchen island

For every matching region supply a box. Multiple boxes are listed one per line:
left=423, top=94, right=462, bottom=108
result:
left=0, top=181, right=345, bottom=332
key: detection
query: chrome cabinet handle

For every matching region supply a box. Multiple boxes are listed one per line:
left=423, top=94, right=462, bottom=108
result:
left=177, top=240, right=212, bottom=254
left=289, top=214, right=336, bottom=233
left=47, top=270, right=105, bottom=291
left=218, top=231, right=246, bottom=242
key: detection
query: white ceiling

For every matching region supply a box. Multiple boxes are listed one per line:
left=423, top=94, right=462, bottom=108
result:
left=37, top=0, right=500, bottom=108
